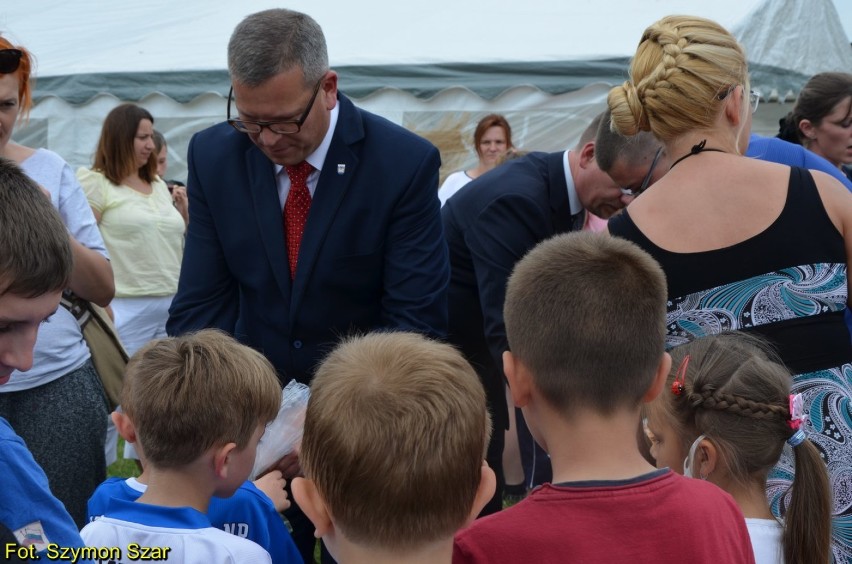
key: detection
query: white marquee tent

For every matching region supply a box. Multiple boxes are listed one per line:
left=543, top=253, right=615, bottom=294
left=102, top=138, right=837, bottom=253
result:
left=1, top=0, right=850, bottom=182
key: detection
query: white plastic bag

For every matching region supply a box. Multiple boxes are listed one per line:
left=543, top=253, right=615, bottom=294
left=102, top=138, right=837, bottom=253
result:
left=252, top=379, right=311, bottom=478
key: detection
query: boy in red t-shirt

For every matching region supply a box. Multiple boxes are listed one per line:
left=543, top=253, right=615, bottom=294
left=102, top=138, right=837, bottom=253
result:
left=453, top=232, right=755, bottom=564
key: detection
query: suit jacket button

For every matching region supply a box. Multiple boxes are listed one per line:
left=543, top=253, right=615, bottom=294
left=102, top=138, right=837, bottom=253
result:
left=293, top=340, right=303, bottom=349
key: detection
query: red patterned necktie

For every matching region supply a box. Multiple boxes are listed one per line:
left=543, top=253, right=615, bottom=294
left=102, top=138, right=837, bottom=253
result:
left=284, top=161, right=313, bottom=279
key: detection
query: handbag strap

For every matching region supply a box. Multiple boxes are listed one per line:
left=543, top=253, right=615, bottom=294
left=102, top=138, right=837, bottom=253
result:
left=59, top=290, right=92, bottom=328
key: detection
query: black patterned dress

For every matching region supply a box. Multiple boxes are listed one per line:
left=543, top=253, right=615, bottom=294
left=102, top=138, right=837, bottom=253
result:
left=610, top=167, right=852, bottom=563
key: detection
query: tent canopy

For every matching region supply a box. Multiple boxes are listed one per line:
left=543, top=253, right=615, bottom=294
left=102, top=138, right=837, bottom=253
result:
left=2, top=0, right=850, bottom=181
left=4, top=0, right=849, bottom=103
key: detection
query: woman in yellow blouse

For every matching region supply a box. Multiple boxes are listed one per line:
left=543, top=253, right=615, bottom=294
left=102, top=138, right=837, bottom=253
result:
left=78, top=103, right=187, bottom=355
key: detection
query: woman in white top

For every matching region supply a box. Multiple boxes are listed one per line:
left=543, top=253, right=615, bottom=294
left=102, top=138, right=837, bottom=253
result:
left=0, top=37, right=115, bottom=527
left=438, top=114, right=513, bottom=206
left=78, top=104, right=188, bottom=356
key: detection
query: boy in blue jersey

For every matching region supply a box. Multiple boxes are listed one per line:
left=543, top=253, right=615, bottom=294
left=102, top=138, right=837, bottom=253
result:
left=81, top=329, right=284, bottom=563
left=87, top=423, right=302, bottom=564
left=0, top=159, right=89, bottom=560
left=292, top=332, right=496, bottom=564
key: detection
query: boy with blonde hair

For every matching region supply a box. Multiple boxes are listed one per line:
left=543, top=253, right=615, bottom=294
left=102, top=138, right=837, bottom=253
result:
left=87, top=349, right=301, bottom=563
left=81, top=329, right=281, bottom=563
left=453, top=232, right=755, bottom=563
left=292, top=332, right=496, bottom=564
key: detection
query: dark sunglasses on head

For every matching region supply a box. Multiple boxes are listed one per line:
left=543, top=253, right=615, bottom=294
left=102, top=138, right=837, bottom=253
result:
left=0, top=49, right=23, bottom=74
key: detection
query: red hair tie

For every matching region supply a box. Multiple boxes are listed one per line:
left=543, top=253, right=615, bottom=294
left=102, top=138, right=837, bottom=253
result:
left=671, top=355, right=690, bottom=397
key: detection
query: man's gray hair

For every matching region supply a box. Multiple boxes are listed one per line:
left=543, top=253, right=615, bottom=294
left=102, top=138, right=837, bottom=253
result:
left=595, top=109, right=660, bottom=173
left=228, top=9, right=329, bottom=87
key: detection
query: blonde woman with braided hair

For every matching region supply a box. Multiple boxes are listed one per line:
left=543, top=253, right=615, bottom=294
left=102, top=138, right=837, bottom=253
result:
left=607, top=15, right=852, bottom=561
left=645, top=332, right=832, bottom=564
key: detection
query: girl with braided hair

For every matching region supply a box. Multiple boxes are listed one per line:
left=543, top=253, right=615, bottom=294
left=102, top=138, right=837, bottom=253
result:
left=645, top=332, right=831, bottom=564
left=607, top=15, right=852, bottom=561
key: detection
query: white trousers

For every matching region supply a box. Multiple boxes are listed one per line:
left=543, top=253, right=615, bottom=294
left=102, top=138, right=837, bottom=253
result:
left=111, top=295, right=174, bottom=356
left=105, top=294, right=174, bottom=464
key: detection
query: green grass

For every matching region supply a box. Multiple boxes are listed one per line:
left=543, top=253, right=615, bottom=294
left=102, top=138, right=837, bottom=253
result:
left=107, top=438, right=141, bottom=478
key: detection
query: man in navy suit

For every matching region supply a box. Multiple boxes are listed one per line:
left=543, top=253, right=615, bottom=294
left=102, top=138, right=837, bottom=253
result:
left=167, top=9, right=447, bottom=560
left=168, top=8, right=447, bottom=384
left=443, top=112, right=657, bottom=514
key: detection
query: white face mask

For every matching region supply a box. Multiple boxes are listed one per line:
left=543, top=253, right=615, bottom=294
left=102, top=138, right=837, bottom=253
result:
left=682, top=434, right=706, bottom=479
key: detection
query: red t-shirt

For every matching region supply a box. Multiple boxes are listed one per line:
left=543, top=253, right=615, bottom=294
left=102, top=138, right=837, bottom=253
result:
left=453, top=469, right=755, bottom=564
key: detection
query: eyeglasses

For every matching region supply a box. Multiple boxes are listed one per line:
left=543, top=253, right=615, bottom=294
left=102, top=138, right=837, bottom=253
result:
left=621, top=147, right=663, bottom=197
left=227, top=78, right=323, bottom=135
left=718, top=85, right=759, bottom=114
left=749, top=89, right=760, bottom=113
left=0, top=49, right=23, bottom=74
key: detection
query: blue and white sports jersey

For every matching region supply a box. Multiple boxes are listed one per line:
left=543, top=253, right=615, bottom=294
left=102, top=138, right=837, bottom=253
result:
left=87, top=477, right=145, bottom=522
left=87, top=478, right=301, bottom=564
left=208, top=481, right=302, bottom=564
left=81, top=497, right=271, bottom=564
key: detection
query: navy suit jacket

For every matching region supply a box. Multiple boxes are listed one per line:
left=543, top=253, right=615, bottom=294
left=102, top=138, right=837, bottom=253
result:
left=168, top=94, right=448, bottom=384
left=442, top=151, right=576, bottom=429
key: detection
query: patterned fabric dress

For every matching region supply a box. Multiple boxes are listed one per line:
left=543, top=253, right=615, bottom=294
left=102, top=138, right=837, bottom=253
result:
left=610, top=167, right=852, bottom=563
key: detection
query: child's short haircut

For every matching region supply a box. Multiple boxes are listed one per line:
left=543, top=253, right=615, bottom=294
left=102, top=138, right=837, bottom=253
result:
left=121, top=329, right=281, bottom=468
left=301, top=332, right=491, bottom=550
left=0, top=157, right=72, bottom=296
left=504, top=231, right=667, bottom=414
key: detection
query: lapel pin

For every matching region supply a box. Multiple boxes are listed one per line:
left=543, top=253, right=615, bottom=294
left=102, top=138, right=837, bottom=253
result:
left=337, top=164, right=346, bottom=175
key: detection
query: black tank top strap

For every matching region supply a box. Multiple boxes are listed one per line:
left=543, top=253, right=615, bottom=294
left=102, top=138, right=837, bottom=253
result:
left=777, top=166, right=817, bottom=223
left=765, top=166, right=845, bottom=265
left=608, top=209, right=655, bottom=249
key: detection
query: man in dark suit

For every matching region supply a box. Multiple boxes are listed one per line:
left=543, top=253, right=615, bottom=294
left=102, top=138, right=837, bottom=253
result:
left=169, top=7, right=447, bottom=386
left=443, top=112, right=657, bottom=514
left=167, top=9, right=447, bottom=560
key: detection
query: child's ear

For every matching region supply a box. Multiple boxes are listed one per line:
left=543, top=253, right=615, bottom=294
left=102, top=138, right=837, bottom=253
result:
left=464, top=461, right=497, bottom=527
left=697, top=439, right=718, bottom=481
left=642, top=352, right=672, bottom=404
left=112, top=411, right=137, bottom=444
left=291, top=477, right=333, bottom=539
left=213, top=442, right=238, bottom=479
left=503, top=351, right=532, bottom=408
